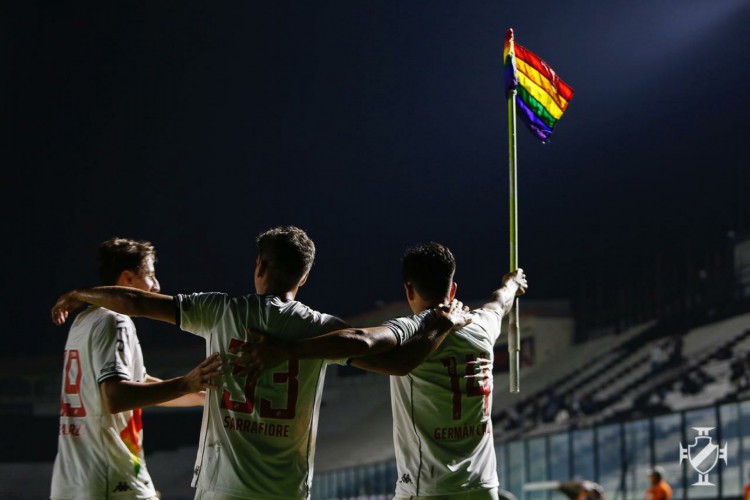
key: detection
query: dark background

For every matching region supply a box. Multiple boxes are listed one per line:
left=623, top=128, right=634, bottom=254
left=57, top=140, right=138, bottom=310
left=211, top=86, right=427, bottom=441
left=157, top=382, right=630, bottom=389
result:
left=3, top=0, right=750, bottom=357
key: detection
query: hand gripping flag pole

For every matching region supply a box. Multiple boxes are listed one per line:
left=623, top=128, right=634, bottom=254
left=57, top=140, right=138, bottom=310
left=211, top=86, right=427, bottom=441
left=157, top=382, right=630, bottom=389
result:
left=503, top=28, right=575, bottom=392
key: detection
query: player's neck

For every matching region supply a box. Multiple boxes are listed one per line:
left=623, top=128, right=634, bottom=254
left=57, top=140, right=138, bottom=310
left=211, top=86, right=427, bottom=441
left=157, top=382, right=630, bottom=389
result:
left=255, top=281, right=298, bottom=301
left=254, top=271, right=300, bottom=300
left=257, top=287, right=297, bottom=301
left=410, top=298, right=447, bottom=315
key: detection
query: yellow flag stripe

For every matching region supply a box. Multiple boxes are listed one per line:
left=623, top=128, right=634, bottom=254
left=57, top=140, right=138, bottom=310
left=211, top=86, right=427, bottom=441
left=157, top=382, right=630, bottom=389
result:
left=517, top=69, right=564, bottom=120
left=516, top=58, right=569, bottom=111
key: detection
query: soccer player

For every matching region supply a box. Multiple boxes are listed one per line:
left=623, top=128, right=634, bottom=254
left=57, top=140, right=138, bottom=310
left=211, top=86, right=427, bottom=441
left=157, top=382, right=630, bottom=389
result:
left=240, top=242, right=527, bottom=499
left=559, top=480, right=606, bottom=500
left=522, top=480, right=603, bottom=500
left=644, top=466, right=671, bottom=500
left=51, top=227, right=470, bottom=500
left=50, top=237, right=222, bottom=500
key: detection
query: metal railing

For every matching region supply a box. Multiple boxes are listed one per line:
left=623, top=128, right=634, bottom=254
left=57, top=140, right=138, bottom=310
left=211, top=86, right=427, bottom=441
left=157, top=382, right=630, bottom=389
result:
left=312, top=399, right=750, bottom=499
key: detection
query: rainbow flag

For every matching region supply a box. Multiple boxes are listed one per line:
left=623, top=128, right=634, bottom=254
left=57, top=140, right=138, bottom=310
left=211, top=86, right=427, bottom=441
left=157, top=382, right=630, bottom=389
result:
left=504, top=29, right=574, bottom=143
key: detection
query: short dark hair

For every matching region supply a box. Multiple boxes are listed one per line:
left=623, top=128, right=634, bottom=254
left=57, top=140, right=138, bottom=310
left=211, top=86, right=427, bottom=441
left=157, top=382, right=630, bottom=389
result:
left=256, top=226, right=315, bottom=290
left=648, top=466, right=664, bottom=482
left=98, top=238, right=156, bottom=285
left=402, top=242, right=455, bottom=301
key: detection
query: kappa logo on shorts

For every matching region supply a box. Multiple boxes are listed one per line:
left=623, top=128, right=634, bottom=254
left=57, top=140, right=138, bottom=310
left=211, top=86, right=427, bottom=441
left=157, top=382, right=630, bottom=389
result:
left=399, top=473, right=412, bottom=484
left=193, top=465, right=201, bottom=477
left=112, top=481, right=131, bottom=492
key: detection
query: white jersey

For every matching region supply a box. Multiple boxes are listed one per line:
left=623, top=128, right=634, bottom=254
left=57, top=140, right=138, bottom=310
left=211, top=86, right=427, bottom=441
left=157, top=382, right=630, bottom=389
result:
left=389, top=308, right=503, bottom=497
left=176, top=293, right=348, bottom=500
left=51, top=306, right=156, bottom=499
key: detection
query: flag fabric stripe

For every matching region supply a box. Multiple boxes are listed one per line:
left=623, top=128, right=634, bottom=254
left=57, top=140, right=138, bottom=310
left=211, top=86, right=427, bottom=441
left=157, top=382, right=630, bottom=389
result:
left=516, top=57, right=569, bottom=112
left=502, top=45, right=512, bottom=64
left=504, top=28, right=574, bottom=143
left=516, top=93, right=554, bottom=142
left=504, top=57, right=517, bottom=97
left=503, top=36, right=517, bottom=98
left=515, top=43, right=574, bottom=102
left=517, top=69, right=565, bottom=120
left=517, top=86, right=558, bottom=129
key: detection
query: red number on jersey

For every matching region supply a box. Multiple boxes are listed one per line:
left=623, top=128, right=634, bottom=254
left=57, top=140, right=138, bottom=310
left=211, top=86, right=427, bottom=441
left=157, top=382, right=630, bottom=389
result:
left=259, top=359, right=299, bottom=419
left=465, top=353, right=491, bottom=417
left=220, top=338, right=300, bottom=419
left=221, top=338, right=258, bottom=413
left=61, top=349, right=86, bottom=417
left=441, top=357, right=462, bottom=420
left=441, top=352, right=491, bottom=420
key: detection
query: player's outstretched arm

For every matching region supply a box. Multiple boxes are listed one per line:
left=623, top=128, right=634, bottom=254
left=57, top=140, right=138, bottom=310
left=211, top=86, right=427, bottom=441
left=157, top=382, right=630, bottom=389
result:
left=481, top=268, right=528, bottom=316
left=100, top=354, right=222, bottom=413
left=231, top=300, right=471, bottom=380
left=229, top=326, right=397, bottom=381
left=349, top=300, right=472, bottom=376
left=52, top=286, right=177, bottom=325
left=143, top=374, right=207, bottom=407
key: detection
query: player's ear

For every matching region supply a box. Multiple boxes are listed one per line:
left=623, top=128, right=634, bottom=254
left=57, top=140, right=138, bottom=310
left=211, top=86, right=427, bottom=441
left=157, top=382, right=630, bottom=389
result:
left=118, top=269, right=136, bottom=287
left=255, top=256, right=267, bottom=277
left=297, top=271, right=309, bottom=288
left=449, top=282, right=457, bottom=301
left=404, top=282, right=416, bottom=301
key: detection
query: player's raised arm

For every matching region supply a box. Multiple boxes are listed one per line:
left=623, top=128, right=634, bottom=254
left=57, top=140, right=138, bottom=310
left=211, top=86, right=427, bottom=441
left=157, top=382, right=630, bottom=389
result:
left=52, top=286, right=177, bottom=325
left=481, top=268, right=528, bottom=315
left=232, top=300, right=471, bottom=380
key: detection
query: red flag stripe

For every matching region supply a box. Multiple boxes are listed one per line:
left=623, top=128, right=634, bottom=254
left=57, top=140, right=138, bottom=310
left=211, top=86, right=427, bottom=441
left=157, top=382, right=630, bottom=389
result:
left=515, top=44, right=574, bottom=102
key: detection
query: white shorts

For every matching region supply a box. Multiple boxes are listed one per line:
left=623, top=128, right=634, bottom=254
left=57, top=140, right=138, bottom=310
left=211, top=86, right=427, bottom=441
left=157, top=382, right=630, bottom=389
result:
left=394, top=487, right=516, bottom=500
left=52, top=497, right=159, bottom=500
left=194, top=488, right=289, bottom=500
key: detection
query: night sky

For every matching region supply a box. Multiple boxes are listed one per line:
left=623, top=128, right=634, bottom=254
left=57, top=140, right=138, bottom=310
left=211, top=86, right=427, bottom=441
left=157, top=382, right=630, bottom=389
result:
left=4, top=1, right=750, bottom=356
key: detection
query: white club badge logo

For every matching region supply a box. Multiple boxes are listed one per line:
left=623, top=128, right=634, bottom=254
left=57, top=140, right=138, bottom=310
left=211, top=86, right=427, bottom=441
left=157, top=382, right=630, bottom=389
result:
left=679, top=427, right=727, bottom=486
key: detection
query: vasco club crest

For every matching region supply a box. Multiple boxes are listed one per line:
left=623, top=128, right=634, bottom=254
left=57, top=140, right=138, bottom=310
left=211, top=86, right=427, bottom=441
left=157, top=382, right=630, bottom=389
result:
left=679, top=427, right=727, bottom=486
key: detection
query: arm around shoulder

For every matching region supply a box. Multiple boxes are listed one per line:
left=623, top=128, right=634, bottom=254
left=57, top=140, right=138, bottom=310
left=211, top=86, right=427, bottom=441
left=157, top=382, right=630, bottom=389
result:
left=233, top=325, right=402, bottom=381
left=53, top=286, right=177, bottom=325
left=351, top=300, right=472, bottom=376
left=235, top=301, right=471, bottom=379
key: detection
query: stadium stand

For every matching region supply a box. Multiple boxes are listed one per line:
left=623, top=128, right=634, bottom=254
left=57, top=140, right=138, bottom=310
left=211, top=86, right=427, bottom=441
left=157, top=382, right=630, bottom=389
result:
left=494, top=312, right=750, bottom=440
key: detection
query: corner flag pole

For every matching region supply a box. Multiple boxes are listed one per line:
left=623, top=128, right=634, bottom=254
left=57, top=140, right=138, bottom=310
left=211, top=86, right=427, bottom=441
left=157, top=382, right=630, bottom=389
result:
left=504, top=27, right=574, bottom=391
left=507, top=33, right=520, bottom=394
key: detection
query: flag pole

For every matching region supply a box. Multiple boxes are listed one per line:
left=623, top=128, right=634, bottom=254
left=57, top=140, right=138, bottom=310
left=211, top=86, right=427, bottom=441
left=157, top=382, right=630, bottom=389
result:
left=507, top=30, right=520, bottom=394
